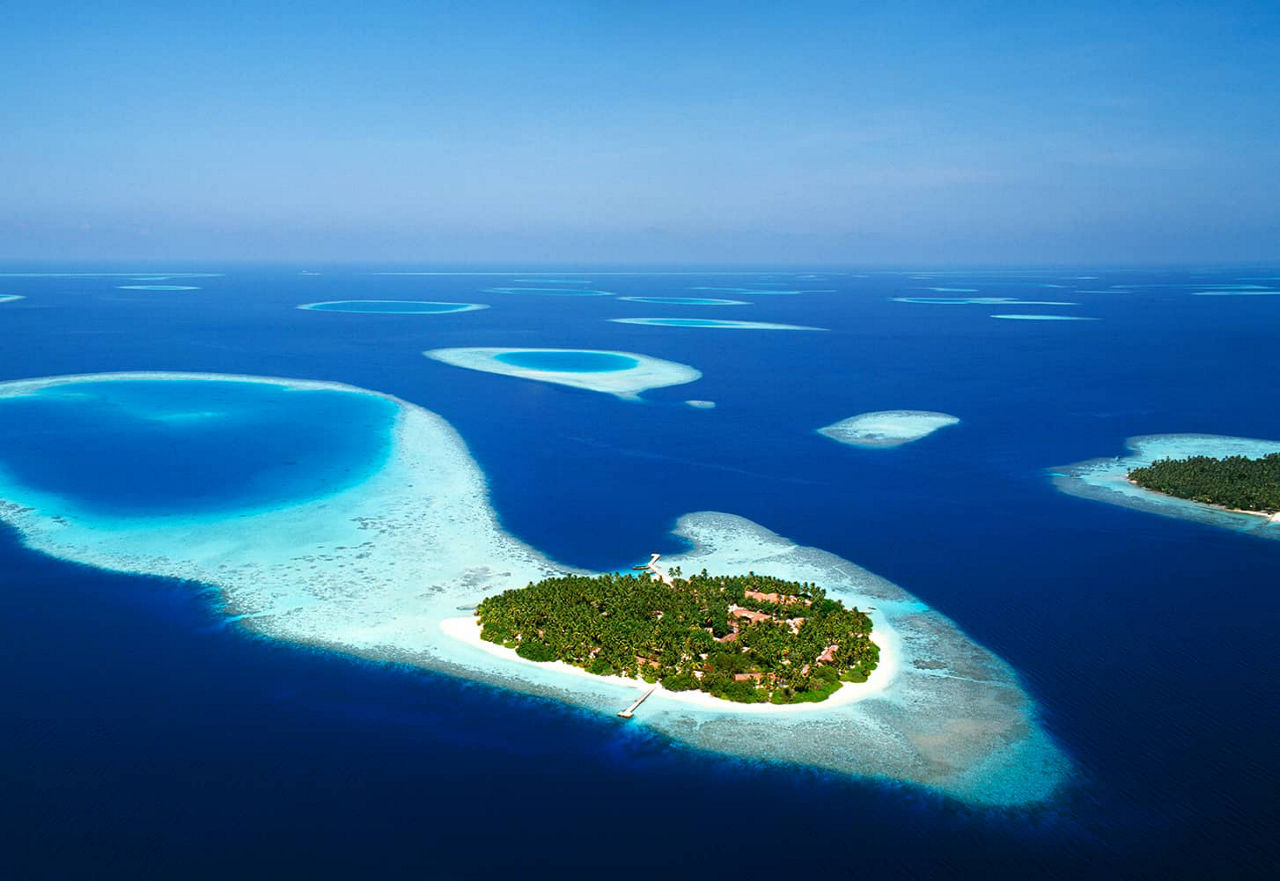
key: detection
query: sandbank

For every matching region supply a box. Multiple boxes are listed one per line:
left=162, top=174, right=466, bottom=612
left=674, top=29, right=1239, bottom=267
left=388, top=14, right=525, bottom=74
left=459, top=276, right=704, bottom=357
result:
left=424, top=347, right=701, bottom=400
left=1053, top=433, right=1280, bottom=539
left=819, top=411, right=960, bottom=448
left=0, top=295, right=24, bottom=303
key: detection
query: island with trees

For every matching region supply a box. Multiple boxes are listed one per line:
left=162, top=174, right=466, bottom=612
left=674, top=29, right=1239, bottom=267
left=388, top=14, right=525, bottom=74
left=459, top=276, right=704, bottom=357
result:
left=475, top=569, right=879, bottom=704
left=1128, top=452, right=1280, bottom=515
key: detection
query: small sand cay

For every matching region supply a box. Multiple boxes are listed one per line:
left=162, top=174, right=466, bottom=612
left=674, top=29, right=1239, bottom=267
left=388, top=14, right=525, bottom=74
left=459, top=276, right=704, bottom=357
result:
left=424, top=347, right=700, bottom=400
left=0, top=372, right=1065, bottom=806
left=819, top=410, right=960, bottom=448
left=1053, top=433, right=1280, bottom=538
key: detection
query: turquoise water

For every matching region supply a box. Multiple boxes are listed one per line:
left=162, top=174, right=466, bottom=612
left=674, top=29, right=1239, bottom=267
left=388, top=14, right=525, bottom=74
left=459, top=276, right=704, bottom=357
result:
left=493, top=350, right=639, bottom=372
left=991, top=314, right=1098, bottom=321
left=688, top=286, right=802, bottom=294
left=299, top=300, right=484, bottom=314
left=116, top=285, right=201, bottom=291
left=0, top=379, right=396, bottom=519
left=611, top=317, right=819, bottom=329
left=484, top=287, right=613, bottom=296
left=619, top=296, right=748, bottom=305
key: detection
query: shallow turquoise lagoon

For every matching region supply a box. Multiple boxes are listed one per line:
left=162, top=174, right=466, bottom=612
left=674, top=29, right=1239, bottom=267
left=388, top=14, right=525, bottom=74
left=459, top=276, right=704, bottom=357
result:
left=688, top=286, right=802, bottom=295
left=1190, top=289, right=1280, bottom=296
left=894, top=296, right=1078, bottom=306
left=512, top=278, right=592, bottom=284
left=298, top=300, right=486, bottom=314
left=991, top=314, right=1098, bottom=321
left=484, top=287, right=613, bottom=296
left=610, top=317, right=822, bottom=330
left=0, top=378, right=396, bottom=520
left=492, top=350, right=640, bottom=372
left=618, top=296, right=748, bottom=305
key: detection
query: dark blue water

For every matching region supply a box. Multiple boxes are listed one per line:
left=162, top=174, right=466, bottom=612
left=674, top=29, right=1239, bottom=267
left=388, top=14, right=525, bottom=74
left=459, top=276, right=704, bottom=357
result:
left=1, top=266, right=1278, bottom=876
left=493, top=349, right=639, bottom=373
left=0, top=379, right=395, bottom=518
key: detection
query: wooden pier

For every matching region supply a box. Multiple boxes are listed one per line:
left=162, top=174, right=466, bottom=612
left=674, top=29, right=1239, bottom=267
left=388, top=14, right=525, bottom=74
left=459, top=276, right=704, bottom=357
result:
left=617, top=685, right=657, bottom=719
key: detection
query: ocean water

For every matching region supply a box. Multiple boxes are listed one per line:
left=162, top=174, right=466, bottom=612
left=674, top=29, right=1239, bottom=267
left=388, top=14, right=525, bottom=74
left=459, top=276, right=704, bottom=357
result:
left=492, top=349, right=640, bottom=372
left=1, top=266, right=1278, bottom=876
left=0, top=379, right=395, bottom=519
left=299, top=300, right=486, bottom=314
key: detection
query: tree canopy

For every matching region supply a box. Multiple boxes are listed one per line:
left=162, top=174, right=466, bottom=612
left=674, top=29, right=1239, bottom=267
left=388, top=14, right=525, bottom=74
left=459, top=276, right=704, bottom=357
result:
left=1129, top=453, right=1280, bottom=514
left=476, top=569, right=879, bottom=704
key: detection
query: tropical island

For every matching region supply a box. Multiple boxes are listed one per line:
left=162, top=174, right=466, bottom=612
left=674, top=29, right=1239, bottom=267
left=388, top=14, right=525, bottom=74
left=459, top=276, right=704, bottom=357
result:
left=475, top=568, right=879, bottom=704
left=1129, top=453, right=1280, bottom=515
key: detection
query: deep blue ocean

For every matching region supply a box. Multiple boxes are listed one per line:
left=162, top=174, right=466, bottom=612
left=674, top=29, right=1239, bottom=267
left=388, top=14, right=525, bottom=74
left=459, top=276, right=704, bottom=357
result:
left=1, top=267, right=1277, bottom=877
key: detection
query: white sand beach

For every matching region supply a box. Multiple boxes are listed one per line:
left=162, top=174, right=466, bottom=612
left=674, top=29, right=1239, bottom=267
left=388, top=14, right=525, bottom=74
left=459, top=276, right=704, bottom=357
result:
left=1054, top=433, right=1280, bottom=539
left=424, top=347, right=701, bottom=400
left=0, top=372, right=1067, bottom=806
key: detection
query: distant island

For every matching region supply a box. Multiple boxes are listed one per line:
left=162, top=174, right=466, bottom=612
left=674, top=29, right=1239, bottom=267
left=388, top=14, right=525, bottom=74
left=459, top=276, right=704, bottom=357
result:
left=476, top=568, right=879, bottom=704
left=1129, top=453, right=1280, bottom=515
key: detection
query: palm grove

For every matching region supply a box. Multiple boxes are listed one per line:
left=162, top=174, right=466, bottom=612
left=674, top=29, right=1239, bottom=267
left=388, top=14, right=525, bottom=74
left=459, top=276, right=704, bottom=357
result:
left=1129, top=453, right=1280, bottom=514
left=476, top=570, right=879, bottom=704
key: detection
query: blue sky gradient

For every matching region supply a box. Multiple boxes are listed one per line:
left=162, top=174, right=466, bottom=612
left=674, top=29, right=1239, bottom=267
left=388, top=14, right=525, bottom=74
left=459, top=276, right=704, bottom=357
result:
left=3, top=1, right=1278, bottom=264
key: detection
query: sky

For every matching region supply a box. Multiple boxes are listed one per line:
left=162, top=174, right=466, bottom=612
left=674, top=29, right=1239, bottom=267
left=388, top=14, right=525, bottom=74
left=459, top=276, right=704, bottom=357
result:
left=2, top=1, right=1278, bottom=265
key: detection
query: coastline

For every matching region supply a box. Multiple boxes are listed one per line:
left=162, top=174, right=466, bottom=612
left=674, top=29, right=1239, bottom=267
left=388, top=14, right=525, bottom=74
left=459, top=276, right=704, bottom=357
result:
left=438, top=613, right=899, bottom=715
left=0, top=371, right=1068, bottom=806
left=1124, top=478, right=1280, bottom=522
left=1054, top=433, right=1280, bottom=538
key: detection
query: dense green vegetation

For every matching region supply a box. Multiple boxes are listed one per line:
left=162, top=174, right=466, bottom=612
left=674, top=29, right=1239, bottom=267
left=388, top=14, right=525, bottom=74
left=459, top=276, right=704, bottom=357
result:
left=476, top=569, right=879, bottom=704
left=1129, top=453, right=1280, bottom=514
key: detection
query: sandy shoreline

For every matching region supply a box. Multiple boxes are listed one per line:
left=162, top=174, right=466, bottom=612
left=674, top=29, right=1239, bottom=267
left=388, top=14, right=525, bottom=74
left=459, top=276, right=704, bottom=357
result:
left=0, top=371, right=1068, bottom=805
left=439, top=613, right=898, bottom=715
left=1124, top=478, right=1280, bottom=522
left=1054, top=434, right=1280, bottom=539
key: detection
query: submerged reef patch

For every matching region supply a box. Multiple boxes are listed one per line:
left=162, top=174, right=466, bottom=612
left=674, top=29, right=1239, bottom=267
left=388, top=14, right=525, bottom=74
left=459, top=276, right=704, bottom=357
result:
left=484, top=287, right=614, bottom=297
left=618, top=296, right=750, bottom=306
left=424, top=347, right=700, bottom=399
left=298, top=300, right=488, bottom=314
left=990, top=314, right=1098, bottom=321
left=0, top=295, right=24, bottom=303
left=818, top=411, right=960, bottom=448
left=688, top=286, right=804, bottom=295
left=894, top=297, right=1079, bottom=306
left=116, top=285, right=202, bottom=291
left=0, top=371, right=1068, bottom=806
left=1190, top=289, right=1280, bottom=296
left=0, top=272, right=222, bottom=278
left=685, top=399, right=716, bottom=409
left=609, top=317, right=824, bottom=331
left=1053, top=434, right=1280, bottom=538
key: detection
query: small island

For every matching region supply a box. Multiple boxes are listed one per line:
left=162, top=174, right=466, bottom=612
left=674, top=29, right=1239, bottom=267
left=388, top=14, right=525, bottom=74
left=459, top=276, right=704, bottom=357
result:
left=1129, top=453, right=1280, bottom=515
left=475, top=568, right=879, bottom=705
